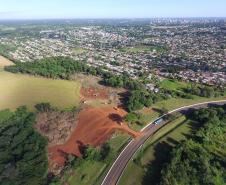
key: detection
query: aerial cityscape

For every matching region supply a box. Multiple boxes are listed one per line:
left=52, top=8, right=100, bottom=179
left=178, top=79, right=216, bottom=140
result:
left=0, top=1, right=225, bottom=185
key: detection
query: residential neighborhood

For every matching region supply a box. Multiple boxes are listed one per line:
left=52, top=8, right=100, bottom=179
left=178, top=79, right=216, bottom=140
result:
left=0, top=18, right=225, bottom=88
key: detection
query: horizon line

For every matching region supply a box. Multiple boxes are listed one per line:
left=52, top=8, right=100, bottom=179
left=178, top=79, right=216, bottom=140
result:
left=0, top=16, right=226, bottom=21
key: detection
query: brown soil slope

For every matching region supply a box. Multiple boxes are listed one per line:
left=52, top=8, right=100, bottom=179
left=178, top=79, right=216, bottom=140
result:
left=48, top=106, right=140, bottom=167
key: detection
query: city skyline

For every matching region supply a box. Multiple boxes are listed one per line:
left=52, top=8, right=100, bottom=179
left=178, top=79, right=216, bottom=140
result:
left=0, top=0, right=226, bottom=20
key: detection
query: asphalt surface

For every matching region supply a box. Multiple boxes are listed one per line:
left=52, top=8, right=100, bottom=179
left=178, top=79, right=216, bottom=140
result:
left=101, top=100, right=226, bottom=185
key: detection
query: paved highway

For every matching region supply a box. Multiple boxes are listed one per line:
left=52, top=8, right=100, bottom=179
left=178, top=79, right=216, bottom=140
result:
left=101, top=100, right=226, bottom=185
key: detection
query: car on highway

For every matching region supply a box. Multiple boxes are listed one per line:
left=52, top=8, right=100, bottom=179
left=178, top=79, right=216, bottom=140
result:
left=154, top=118, right=164, bottom=125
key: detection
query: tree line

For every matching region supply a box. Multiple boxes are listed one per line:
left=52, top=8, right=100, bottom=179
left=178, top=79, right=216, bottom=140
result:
left=5, top=57, right=144, bottom=91
left=185, top=84, right=224, bottom=98
left=5, top=57, right=160, bottom=111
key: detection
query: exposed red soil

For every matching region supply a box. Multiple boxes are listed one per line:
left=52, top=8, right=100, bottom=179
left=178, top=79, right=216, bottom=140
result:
left=80, top=86, right=109, bottom=100
left=48, top=106, right=141, bottom=168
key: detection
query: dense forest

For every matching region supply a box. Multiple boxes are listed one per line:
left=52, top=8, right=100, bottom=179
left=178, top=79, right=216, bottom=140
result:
left=0, top=107, right=48, bottom=185
left=156, top=105, right=226, bottom=185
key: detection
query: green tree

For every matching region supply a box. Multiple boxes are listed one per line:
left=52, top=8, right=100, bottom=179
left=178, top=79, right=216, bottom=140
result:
left=124, top=112, right=140, bottom=123
left=0, top=107, right=48, bottom=185
left=35, top=102, right=52, bottom=112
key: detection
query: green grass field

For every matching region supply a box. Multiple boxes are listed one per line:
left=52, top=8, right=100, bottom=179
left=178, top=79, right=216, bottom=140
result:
left=160, top=79, right=189, bottom=91
left=153, top=95, right=226, bottom=111
left=0, top=70, right=81, bottom=110
left=119, top=116, right=195, bottom=185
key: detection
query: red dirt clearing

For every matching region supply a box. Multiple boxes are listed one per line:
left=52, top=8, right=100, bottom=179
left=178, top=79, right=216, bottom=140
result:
left=48, top=106, right=141, bottom=167
left=80, top=87, right=109, bottom=100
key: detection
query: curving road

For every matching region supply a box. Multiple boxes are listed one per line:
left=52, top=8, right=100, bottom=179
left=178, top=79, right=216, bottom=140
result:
left=101, top=100, right=226, bottom=185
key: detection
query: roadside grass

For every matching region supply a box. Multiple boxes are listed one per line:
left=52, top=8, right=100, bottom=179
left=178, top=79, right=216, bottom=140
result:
left=66, top=161, right=106, bottom=185
left=130, top=110, right=161, bottom=131
left=0, top=70, right=81, bottom=111
left=118, top=116, right=195, bottom=185
left=153, top=95, right=226, bottom=111
left=141, top=116, right=188, bottom=164
left=63, top=133, right=131, bottom=185
left=94, top=133, right=131, bottom=185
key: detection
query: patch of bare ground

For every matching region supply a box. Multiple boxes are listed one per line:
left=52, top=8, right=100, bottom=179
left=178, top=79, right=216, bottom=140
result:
left=48, top=106, right=141, bottom=174
left=73, top=73, right=127, bottom=106
left=80, top=86, right=109, bottom=100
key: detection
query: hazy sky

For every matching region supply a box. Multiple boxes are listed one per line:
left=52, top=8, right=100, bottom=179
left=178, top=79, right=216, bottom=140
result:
left=0, top=0, right=225, bottom=19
